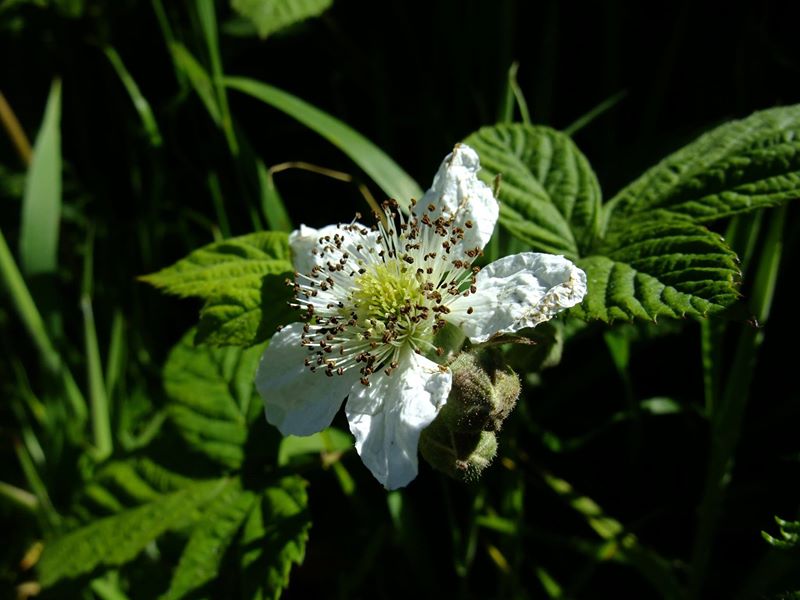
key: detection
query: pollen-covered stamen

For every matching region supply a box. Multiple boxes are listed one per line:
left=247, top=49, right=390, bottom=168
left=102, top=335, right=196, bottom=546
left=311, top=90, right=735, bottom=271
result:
left=290, top=200, right=480, bottom=383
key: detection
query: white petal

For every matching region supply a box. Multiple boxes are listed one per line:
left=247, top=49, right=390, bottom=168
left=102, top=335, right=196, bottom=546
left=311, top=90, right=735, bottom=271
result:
left=416, top=144, right=499, bottom=255
left=345, top=351, right=452, bottom=490
left=288, top=223, right=381, bottom=275
left=255, top=322, right=358, bottom=436
left=447, top=252, right=587, bottom=343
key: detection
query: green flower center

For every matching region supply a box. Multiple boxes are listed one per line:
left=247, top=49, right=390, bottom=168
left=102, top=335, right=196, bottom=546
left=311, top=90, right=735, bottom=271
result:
left=349, top=260, right=432, bottom=347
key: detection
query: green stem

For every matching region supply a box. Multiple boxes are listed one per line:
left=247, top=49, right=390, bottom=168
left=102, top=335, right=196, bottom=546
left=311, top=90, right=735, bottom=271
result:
left=689, top=206, right=786, bottom=598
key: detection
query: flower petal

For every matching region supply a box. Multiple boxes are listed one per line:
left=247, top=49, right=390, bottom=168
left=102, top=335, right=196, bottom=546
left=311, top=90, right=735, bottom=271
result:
left=345, top=350, right=452, bottom=490
left=447, top=252, right=587, bottom=343
left=416, top=144, right=499, bottom=255
left=255, top=322, right=358, bottom=436
left=289, top=223, right=381, bottom=275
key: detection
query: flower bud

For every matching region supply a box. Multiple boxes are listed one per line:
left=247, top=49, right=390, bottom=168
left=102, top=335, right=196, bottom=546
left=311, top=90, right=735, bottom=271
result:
left=419, top=350, right=520, bottom=482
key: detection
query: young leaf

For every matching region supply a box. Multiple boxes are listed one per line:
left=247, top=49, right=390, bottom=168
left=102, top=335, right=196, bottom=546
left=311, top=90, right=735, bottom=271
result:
left=161, top=483, right=257, bottom=600
left=571, top=215, right=740, bottom=322
left=19, top=79, right=62, bottom=276
left=605, top=105, right=800, bottom=228
left=37, top=478, right=228, bottom=588
left=231, top=0, right=333, bottom=39
left=163, top=330, right=266, bottom=469
left=464, top=123, right=602, bottom=258
left=141, top=231, right=294, bottom=346
left=239, top=476, right=311, bottom=600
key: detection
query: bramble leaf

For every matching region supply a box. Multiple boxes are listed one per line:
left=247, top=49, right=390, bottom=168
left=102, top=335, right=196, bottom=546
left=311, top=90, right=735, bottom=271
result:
left=570, top=215, right=740, bottom=322
left=239, top=476, right=311, bottom=600
left=464, top=123, right=602, bottom=257
left=231, top=0, right=332, bottom=39
left=606, top=105, right=800, bottom=228
left=141, top=232, right=294, bottom=346
left=163, top=330, right=266, bottom=469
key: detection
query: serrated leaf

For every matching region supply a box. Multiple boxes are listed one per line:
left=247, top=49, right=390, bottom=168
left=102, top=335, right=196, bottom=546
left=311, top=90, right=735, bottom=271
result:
left=277, top=427, right=353, bottom=466
left=161, top=483, right=257, bottom=600
left=231, top=0, right=332, bottom=39
left=606, top=105, right=800, bottom=228
left=163, top=330, right=266, bottom=468
left=142, top=232, right=295, bottom=346
left=570, top=216, right=740, bottom=323
left=464, top=123, right=602, bottom=257
left=37, top=478, right=227, bottom=588
left=240, top=476, right=311, bottom=600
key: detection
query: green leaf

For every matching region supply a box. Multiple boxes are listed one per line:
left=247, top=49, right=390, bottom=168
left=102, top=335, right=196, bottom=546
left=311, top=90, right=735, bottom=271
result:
left=571, top=215, right=740, bottom=323
left=169, top=42, right=221, bottom=125
left=257, top=159, right=293, bottom=232
left=161, top=483, right=257, bottom=600
left=277, top=427, right=353, bottom=466
left=231, top=0, right=332, bottom=39
left=37, top=477, right=227, bottom=588
left=103, top=46, right=162, bottom=147
left=463, top=123, right=602, bottom=257
left=141, top=231, right=295, bottom=346
left=240, top=476, right=311, bottom=600
left=224, top=76, right=423, bottom=205
left=163, top=330, right=266, bottom=469
left=762, top=517, right=800, bottom=551
left=606, top=105, right=800, bottom=227
left=19, top=79, right=62, bottom=276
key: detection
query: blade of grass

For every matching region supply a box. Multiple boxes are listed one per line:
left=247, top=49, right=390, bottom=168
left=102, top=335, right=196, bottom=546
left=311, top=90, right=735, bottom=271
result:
left=224, top=76, right=423, bottom=206
left=196, top=0, right=238, bottom=155
left=81, top=231, right=112, bottom=461
left=103, top=46, right=162, bottom=147
left=170, top=42, right=221, bottom=124
left=19, top=79, right=61, bottom=276
left=508, top=62, right=531, bottom=125
left=151, top=0, right=186, bottom=88
left=689, top=206, right=786, bottom=598
left=207, top=171, right=231, bottom=238
left=0, top=480, right=38, bottom=513
left=13, top=438, right=59, bottom=529
left=256, top=160, right=292, bottom=232
left=104, top=310, right=125, bottom=401
left=541, top=470, right=683, bottom=599
left=564, top=90, right=627, bottom=136
left=0, top=227, right=87, bottom=422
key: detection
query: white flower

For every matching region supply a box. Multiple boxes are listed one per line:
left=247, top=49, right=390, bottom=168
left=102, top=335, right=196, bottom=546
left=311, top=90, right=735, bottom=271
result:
left=255, top=144, right=587, bottom=489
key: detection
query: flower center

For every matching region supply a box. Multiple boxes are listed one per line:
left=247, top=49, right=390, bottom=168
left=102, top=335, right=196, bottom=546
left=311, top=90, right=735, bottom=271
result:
left=290, top=200, right=481, bottom=385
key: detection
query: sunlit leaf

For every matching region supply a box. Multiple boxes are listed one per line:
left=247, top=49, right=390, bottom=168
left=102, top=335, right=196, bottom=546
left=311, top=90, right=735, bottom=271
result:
left=605, top=105, right=800, bottom=228
left=37, top=478, right=227, bottom=587
left=231, top=0, right=332, bottom=39
left=163, top=330, right=266, bottom=468
left=571, top=215, right=740, bottom=322
left=464, top=123, right=602, bottom=257
left=141, top=232, right=294, bottom=346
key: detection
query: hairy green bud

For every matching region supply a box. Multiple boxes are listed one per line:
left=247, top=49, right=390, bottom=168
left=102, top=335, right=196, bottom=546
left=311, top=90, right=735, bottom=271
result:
left=419, top=350, right=520, bottom=482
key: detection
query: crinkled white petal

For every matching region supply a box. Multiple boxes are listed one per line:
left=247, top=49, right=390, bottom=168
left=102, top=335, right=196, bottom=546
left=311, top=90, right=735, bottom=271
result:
left=255, top=323, right=358, bottom=436
left=416, top=144, right=499, bottom=255
left=345, top=350, right=452, bottom=490
left=447, top=252, right=587, bottom=343
left=288, top=223, right=381, bottom=275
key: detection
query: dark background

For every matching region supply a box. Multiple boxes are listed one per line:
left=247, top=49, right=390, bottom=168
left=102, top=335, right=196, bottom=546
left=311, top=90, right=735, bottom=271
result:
left=2, top=1, right=800, bottom=598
